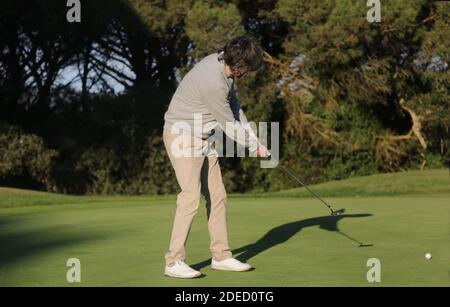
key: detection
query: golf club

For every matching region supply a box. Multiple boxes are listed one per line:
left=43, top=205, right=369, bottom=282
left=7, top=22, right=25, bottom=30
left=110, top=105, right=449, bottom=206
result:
left=278, top=164, right=346, bottom=216
left=337, top=231, right=374, bottom=248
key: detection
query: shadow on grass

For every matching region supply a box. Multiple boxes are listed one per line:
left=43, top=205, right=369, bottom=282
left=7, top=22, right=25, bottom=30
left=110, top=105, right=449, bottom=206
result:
left=0, top=217, right=110, bottom=271
left=192, top=213, right=373, bottom=271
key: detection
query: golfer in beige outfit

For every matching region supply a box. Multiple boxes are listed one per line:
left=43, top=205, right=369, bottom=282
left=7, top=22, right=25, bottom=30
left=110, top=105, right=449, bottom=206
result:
left=163, top=36, right=269, bottom=279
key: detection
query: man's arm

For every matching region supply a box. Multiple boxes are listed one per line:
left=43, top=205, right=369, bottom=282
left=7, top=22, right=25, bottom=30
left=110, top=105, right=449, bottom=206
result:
left=229, top=88, right=270, bottom=158
left=229, top=87, right=259, bottom=144
left=204, top=86, right=259, bottom=152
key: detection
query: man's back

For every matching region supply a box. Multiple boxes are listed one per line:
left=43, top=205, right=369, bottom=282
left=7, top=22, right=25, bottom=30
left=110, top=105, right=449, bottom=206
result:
left=163, top=53, right=234, bottom=139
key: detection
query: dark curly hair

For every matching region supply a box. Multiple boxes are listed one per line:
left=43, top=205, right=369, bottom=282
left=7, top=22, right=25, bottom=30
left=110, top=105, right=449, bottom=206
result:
left=220, top=36, right=264, bottom=74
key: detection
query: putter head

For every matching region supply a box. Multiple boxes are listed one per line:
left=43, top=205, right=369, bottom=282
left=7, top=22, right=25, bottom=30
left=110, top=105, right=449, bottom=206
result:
left=331, top=208, right=346, bottom=216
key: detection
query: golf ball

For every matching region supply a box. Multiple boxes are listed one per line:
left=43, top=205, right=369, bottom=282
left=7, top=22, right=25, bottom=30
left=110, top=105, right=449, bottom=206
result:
left=425, top=253, right=432, bottom=260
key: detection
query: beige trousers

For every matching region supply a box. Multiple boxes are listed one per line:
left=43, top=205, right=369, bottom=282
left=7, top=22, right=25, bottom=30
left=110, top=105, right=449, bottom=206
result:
left=163, top=131, right=232, bottom=265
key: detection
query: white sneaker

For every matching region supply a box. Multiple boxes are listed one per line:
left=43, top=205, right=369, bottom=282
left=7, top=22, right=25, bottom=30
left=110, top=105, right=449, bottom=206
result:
left=164, top=260, right=202, bottom=279
left=211, top=258, right=252, bottom=272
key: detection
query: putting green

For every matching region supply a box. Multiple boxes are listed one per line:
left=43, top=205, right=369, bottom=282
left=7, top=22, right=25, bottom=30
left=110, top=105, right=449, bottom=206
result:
left=0, top=170, right=448, bottom=286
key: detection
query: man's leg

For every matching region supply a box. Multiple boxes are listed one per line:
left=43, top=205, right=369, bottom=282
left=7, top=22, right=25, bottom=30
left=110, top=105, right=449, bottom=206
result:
left=201, top=156, right=233, bottom=261
left=163, top=132, right=205, bottom=266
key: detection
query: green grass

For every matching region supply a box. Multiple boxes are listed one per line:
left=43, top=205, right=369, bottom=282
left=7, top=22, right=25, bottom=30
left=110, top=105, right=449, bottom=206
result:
left=0, top=187, right=172, bottom=208
left=270, top=168, right=450, bottom=198
left=1, top=169, right=448, bottom=209
left=0, top=169, right=448, bottom=286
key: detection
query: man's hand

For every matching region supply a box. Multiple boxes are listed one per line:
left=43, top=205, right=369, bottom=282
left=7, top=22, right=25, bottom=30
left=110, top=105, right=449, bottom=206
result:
left=256, top=145, right=271, bottom=158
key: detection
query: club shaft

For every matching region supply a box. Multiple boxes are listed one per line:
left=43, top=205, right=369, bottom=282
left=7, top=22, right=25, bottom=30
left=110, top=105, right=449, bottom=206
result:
left=337, top=231, right=363, bottom=246
left=279, top=165, right=334, bottom=213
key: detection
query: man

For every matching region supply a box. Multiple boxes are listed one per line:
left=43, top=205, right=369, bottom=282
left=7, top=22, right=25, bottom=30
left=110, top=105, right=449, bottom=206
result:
left=163, top=36, right=270, bottom=279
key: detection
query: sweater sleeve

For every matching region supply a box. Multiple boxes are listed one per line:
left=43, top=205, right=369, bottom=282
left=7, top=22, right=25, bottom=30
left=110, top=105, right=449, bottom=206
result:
left=204, top=86, right=259, bottom=152
left=229, top=87, right=260, bottom=146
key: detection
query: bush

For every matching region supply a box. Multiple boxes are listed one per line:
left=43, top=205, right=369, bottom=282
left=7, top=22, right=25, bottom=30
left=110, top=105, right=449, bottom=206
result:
left=0, top=122, right=58, bottom=190
left=71, top=133, right=178, bottom=195
left=143, top=133, right=178, bottom=194
left=74, top=147, right=121, bottom=195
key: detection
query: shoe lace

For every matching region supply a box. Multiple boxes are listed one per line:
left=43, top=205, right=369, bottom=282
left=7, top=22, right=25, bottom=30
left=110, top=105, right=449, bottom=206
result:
left=176, top=260, right=189, bottom=267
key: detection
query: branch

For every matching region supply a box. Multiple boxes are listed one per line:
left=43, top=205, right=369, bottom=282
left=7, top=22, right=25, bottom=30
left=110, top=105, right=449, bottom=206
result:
left=375, top=98, right=428, bottom=171
left=91, top=62, right=133, bottom=88
left=92, top=47, right=133, bottom=70
left=399, top=98, right=427, bottom=150
left=263, top=51, right=318, bottom=89
left=90, top=56, right=135, bottom=83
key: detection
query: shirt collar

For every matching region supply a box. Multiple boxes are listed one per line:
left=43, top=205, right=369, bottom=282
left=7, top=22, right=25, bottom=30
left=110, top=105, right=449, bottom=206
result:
left=217, top=52, right=234, bottom=87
